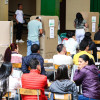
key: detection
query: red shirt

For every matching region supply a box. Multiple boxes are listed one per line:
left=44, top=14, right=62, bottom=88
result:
left=21, top=70, right=48, bottom=100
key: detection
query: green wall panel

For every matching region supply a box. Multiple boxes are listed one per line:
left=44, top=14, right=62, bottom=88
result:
left=90, top=0, right=100, bottom=26
left=41, top=0, right=60, bottom=17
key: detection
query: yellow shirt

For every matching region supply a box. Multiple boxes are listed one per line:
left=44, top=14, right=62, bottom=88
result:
left=73, top=51, right=95, bottom=65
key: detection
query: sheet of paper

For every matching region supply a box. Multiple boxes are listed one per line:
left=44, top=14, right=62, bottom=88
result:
left=50, top=27, right=54, bottom=38
left=55, top=94, right=64, bottom=99
left=92, top=16, right=96, bottom=22
left=92, top=23, right=96, bottom=32
left=49, top=19, right=55, bottom=27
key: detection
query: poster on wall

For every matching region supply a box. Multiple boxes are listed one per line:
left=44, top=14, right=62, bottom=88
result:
left=92, top=23, right=96, bottom=32
left=92, top=16, right=96, bottom=23
left=50, top=27, right=54, bottom=38
left=49, top=19, right=55, bottom=27
left=5, top=0, right=8, bottom=4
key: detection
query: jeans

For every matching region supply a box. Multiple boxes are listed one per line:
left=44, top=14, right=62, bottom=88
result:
left=27, top=40, right=39, bottom=56
left=78, top=95, right=100, bottom=100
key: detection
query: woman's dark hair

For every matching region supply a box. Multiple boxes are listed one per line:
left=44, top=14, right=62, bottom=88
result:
left=57, top=44, right=64, bottom=53
left=56, top=65, right=69, bottom=80
left=79, top=54, right=95, bottom=65
left=83, top=32, right=91, bottom=41
left=4, top=43, right=17, bottom=62
left=75, top=12, right=84, bottom=25
left=67, top=31, right=75, bottom=38
left=79, top=40, right=89, bottom=51
left=0, top=62, right=12, bottom=96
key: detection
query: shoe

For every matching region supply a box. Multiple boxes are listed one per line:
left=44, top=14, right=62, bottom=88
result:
left=18, top=39, right=24, bottom=43
left=16, top=40, right=19, bottom=43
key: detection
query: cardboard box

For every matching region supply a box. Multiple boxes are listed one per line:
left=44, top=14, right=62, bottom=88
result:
left=30, top=16, right=58, bottom=59
left=81, top=12, right=99, bottom=40
left=0, top=21, right=13, bottom=58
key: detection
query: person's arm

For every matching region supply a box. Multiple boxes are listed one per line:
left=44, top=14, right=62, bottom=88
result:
left=71, top=83, right=78, bottom=100
left=67, top=56, right=73, bottom=66
left=73, top=69, right=85, bottom=85
left=39, top=57, right=46, bottom=75
left=21, top=57, right=29, bottom=73
left=39, top=22, right=43, bottom=35
left=14, top=14, right=19, bottom=24
left=39, top=29, right=43, bottom=34
left=85, top=23, right=88, bottom=28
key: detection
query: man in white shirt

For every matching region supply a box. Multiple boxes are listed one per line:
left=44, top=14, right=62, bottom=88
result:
left=53, top=44, right=73, bottom=66
left=14, top=4, right=24, bottom=43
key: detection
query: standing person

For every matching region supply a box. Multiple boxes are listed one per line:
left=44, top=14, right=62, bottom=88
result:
left=74, top=12, right=88, bottom=43
left=27, top=16, right=43, bottom=56
left=73, top=54, right=100, bottom=100
left=14, top=4, right=24, bottom=43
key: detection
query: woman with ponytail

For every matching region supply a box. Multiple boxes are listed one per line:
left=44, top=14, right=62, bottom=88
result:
left=73, top=54, right=100, bottom=100
left=74, top=12, right=88, bottom=43
left=4, top=43, right=22, bottom=63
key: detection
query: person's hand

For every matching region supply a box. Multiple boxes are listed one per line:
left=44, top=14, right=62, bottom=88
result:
left=78, top=66, right=84, bottom=70
left=16, top=20, right=19, bottom=24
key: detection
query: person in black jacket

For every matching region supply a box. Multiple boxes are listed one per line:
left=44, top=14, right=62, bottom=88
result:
left=82, top=32, right=97, bottom=62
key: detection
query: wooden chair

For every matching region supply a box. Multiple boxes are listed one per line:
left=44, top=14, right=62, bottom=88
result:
left=93, top=40, right=100, bottom=44
left=48, top=92, right=72, bottom=100
left=3, top=92, right=11, bottom=100
left=87, top=50, right=93, bottom=55
left=12, top=63, right=22, bottom=68
left=18, top=88, right=41, bottom=100
left=54, top=65, right=70, bottom=80
left=66, top=52, right=71, bottom=56
left=54, top=64, right=60, bottom=80
left=97, top=52, right=100, bottom=62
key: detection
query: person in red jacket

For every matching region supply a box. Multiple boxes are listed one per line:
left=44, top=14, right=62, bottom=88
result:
left=21, top=58, right=48, bottom=100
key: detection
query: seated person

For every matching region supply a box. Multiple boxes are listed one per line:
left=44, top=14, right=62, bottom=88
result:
left=49, top=65, right=78, bottom=100
left=21, top=58, right=48, bottom=100
left=4, top=43, right=22, bottom=63
left=53, top=44, right=73, bottom=66
left=94, top=28, right=100, bottom=47
left=73, top=54, right=100, bottom=100
left=63, top=31, right=79, bottom=56
left=22, top=44, right=45, bottom=75
left=4, top=43, right=23, bottom=78
left=82, top=32, right=97, bottom=62
left=0, top=62, right=21, bottom=100
left=73, top=40, right=94, bottom=65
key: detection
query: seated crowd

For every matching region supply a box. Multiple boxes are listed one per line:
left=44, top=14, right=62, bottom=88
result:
left=0, top=31, right=100, bottom=100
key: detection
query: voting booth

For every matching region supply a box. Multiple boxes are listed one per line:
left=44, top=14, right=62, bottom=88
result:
left=30, top=16, right=58, bottom=59
left=0, top=21, right=13, bottom=61
left=81, top=12, right=99, bottom=40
